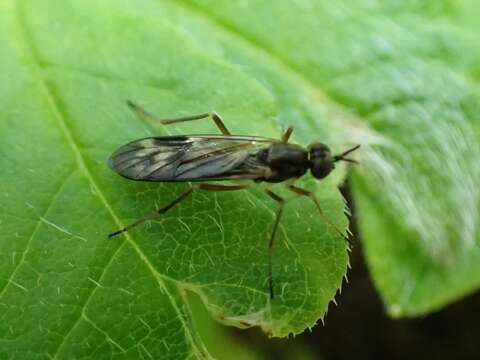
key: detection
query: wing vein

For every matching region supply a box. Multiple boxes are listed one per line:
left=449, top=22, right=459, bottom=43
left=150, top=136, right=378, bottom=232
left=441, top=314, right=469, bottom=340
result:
left=110, top=136, right=273, bottom=181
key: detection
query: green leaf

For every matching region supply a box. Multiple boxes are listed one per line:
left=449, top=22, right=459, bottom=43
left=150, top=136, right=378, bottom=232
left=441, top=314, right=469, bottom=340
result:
left=0, top=0, right=349, bottom=358
left=3, top=0, right=479, bottom=358
left=179, top=0, right=480, bottom=316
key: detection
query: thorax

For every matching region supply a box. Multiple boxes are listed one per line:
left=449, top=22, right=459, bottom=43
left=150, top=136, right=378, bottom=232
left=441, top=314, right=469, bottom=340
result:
left=260, top=143, right=309, bottom=183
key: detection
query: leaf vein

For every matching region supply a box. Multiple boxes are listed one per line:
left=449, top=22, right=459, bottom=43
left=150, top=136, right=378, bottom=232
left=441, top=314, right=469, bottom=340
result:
left=0, top=170, right=74, bottom=300
left=12, top=1, right=205, bottom=357
left=170, top=0, right=364, bottom=129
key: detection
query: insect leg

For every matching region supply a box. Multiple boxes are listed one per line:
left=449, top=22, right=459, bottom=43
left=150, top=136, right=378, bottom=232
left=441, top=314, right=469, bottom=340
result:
left=281, top=126, right=294, bottom=143
left=288, top=185, right=347, bottom=240
left=127, top=101, right=231, bottom=135
left=108, top=187, right=194, bottom=238
left=265, top=189, right=285, bottom=300
left=108, top=183, right=247, bottom=238
left=199, top=183, right=281, bottom=298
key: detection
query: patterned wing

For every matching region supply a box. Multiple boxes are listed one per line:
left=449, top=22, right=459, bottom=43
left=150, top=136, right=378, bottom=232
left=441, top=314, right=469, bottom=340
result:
left=108, top=135, right=275, bottom=181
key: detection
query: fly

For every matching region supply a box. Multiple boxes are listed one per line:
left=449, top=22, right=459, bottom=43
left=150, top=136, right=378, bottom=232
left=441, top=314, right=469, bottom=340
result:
left=108, top=101, right=360, bottom=299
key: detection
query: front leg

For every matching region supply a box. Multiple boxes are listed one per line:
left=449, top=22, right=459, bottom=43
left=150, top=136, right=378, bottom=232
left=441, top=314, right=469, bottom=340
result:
left=288, top=185, right=347, bottom=240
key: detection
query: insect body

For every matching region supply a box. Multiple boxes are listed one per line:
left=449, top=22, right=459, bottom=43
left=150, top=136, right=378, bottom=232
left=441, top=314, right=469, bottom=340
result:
left=109, top=102, right=360, bottom=299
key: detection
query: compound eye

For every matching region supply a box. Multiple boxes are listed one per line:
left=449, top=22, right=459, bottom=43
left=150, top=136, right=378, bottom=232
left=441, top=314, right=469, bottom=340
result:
left=311, top=158, right=334, bottom=179
left=308, top=143, right=334, bottom=179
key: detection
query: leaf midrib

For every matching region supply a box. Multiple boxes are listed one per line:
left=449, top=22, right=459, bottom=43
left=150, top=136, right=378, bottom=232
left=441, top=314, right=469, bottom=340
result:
left=8, top=1, right=204, bottom=358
